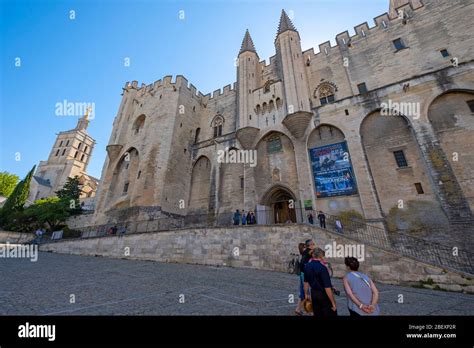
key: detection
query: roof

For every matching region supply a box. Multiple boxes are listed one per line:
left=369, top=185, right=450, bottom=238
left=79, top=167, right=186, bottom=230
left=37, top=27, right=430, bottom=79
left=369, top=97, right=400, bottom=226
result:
left=33, top=176, right=52, bottom=188
left=239, top=29, right=257, bottom=54
left=277, top=9, right=297, bottom=35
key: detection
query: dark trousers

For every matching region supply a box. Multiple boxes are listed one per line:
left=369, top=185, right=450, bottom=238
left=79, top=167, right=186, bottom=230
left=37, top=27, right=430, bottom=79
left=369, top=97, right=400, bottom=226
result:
left=348, top=309, right=361, bottom=317
left=319, top=220, right=326, bottom=228
left=311, top=291, right=337, bottom=317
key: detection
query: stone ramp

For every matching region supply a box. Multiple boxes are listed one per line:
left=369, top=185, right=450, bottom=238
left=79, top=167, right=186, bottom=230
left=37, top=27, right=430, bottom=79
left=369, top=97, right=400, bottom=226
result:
left=40, top=224, right=474, bottom=293
left=0, top=230, right=35, bottom=244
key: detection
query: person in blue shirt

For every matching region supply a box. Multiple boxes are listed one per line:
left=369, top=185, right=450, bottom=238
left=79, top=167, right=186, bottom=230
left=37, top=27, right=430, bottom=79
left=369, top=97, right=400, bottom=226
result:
left=241, top=210, right=247, bottom=225
left=303, top=248, right=338, bottom=317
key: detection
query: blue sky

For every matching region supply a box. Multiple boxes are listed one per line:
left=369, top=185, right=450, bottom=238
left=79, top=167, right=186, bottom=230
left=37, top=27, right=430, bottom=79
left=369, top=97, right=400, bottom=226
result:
left=0, top=0, right=388, bottom=180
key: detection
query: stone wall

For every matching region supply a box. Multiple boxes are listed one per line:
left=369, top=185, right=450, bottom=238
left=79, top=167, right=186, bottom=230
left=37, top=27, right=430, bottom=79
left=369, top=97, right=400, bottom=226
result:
left=0, top=231, right=35, bottom=244
left=40, top=224, right=473, bottom=293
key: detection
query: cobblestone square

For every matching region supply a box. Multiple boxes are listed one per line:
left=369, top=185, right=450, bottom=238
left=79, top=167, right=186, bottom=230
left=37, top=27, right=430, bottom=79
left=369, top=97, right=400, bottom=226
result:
left=1, top=252, right=473, bottom=316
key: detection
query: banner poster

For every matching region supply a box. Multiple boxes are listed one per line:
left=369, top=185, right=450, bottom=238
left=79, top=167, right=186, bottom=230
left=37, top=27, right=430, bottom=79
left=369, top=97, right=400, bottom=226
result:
left=309, top=141, right=358, bottom=198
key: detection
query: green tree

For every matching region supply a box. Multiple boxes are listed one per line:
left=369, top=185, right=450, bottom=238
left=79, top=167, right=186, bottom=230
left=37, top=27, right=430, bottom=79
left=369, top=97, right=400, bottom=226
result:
left=25, top=197, right=71, bottom=232
left=0, top=172, right=20, bottom=197
left=55, top=176, right=82, bottom=212
left=0, top=165, right=35, bottom=217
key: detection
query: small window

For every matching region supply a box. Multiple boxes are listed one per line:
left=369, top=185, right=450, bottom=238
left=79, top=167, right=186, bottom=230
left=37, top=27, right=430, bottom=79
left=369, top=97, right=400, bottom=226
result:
left=466, top=100, right=474, bottom=113
left=84, top=145, right=88, bottom=153
left=240, top=177, right=244, bottom=189
left=393, top=150, right=408, bottom=168
left=415, top=183, right=424, bottom=194
left=194, top=128, right=201, bottom=143
left=59, top=141, right=63, bottom=147
left=62, top=149, right=66, bottom=156
left=357, top=83, right=368, bottom=95
left=393, top=38, right=406, bottom=51
left=320, top=94, right=335, bottom=105
left=125, top=163, right=129, bottom=170
left=212, top=116, right=224, bottom=138
left=345, top=109, right=349, bottom=116
left=55, top=149, right=60, bottom=156
left=66, top=140, right=69, bottom=146
left=78, top=143, right=82, bottom=150
left=137, top=170, right=141, bottom=179
left=440, top=49, right=450, bottom=58
left=81, top=154, right=85, bottom=161
left=123, top=182, right=129, bottom=193
left=267, top=136, right=282, bottom=154
left=74, top=151, right=78, bottom=158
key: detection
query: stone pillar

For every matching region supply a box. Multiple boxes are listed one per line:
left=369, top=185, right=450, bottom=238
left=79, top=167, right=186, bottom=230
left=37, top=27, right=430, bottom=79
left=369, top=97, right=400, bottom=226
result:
left=292, top=138, right=315, bottom=212
left=345, top=134, right=385, bottom=222
left=243, top=163, right=257, bottom=211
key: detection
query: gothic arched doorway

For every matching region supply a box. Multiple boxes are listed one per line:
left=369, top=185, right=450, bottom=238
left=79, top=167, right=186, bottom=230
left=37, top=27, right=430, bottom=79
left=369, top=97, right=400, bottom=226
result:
left=260, top=185, right=297, bottom=224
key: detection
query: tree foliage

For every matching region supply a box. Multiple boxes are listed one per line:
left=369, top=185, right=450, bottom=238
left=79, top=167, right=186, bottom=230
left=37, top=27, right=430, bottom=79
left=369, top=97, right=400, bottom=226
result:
left=0, top=165, right=35, bottom=221
left=0, top=172, right=20, bottom=198
left=55, top=176, right=82, bottom=213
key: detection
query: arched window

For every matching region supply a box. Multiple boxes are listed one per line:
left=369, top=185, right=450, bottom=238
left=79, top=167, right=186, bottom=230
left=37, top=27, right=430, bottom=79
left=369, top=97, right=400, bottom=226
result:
left=269, top=100, right=275, bottom=112
left=132, top=115, right=146, bottom=135
left=316, top=83, right=336, bottom=105
left=256, top=104, right=261, bottom=115
left=276, top=98, right=282, bottom=109
left=212, top=115, right=224, bottom=138
left=262, top=102, right=268, bottom=114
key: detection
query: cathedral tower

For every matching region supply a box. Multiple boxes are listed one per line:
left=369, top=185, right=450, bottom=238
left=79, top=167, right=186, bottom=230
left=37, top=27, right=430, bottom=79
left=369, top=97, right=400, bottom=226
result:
left=28, top=111, right=98, bottom=202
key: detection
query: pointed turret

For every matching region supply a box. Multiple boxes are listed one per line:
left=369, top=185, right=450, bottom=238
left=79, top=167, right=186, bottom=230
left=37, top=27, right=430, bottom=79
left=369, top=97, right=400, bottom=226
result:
left=239, top=29, right=257, bottom=55
left=237, top=30, right=260, bottom=129
left=274, top=9, right=312, bottom=136
left=277, top=9, right=297, bottom=35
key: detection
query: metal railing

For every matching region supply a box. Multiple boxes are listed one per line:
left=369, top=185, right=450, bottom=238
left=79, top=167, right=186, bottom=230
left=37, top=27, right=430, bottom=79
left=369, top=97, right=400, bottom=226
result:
left=42, top=207, right=473, bottom=275
left=315, top=211, right=473, bottom=275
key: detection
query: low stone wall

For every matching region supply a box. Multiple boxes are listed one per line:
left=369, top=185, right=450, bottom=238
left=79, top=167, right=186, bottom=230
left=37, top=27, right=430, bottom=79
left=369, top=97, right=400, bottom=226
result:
left=0, top=230, right=35, bottom=244
left=40, top=224, right=474, bottom=293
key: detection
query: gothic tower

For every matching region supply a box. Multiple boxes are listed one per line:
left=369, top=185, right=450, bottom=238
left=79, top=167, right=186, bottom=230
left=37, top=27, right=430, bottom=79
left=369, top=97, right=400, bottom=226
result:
left=275, top=10, right=311, bottom=116
left=237, top=30, right=260, bottom=128
left=28, top=111, right=98, bottom=202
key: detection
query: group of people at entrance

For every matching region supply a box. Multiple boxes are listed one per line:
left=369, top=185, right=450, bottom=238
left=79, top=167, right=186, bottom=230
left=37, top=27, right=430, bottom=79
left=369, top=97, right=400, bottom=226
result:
left=233, top=210, right=256, bottom=225
left=295, top=239, right=380, bottom=317
left=307, top=211, right=344, bottom=234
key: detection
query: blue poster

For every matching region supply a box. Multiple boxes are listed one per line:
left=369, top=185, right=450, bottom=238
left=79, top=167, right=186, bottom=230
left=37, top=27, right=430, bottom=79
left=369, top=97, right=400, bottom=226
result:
left=309, top=141, right=357, bottom=198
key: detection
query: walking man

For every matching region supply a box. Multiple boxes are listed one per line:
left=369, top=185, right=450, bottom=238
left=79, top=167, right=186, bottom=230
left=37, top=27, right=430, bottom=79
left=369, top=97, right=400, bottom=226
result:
left=304, top=248, right=338, bottom=317
left=317, top=211, right=326, bottom=228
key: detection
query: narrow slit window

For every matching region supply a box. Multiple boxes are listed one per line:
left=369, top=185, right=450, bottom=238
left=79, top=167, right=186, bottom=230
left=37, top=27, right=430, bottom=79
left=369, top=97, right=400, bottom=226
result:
left=415, top=183, right=424, bottom=194
left=393, top=150, right=408, bottom=168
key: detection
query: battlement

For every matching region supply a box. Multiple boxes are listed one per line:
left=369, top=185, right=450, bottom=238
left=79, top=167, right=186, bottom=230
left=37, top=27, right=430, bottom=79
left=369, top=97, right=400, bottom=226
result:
left=123, top=74, right=236, bottom=105
left=122, top=0, right=427, bottom=106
